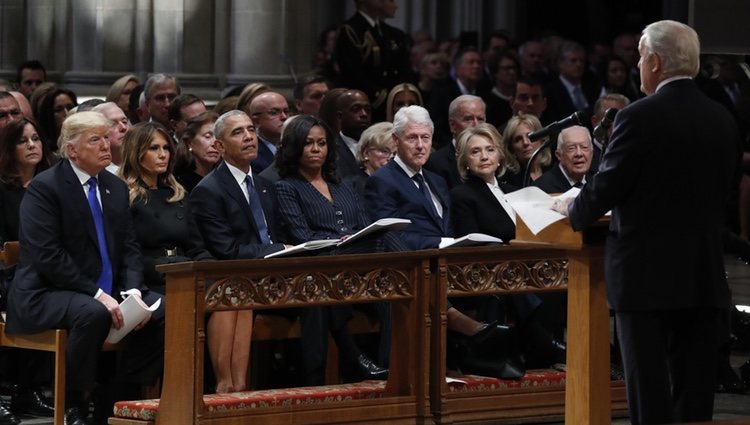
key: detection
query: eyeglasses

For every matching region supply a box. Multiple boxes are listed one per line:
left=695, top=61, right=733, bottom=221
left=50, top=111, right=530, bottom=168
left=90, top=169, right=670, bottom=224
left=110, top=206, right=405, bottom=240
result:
left=0, top=109, right=21, bottom=121
left=371, top=148, right=396, bottom=158
left=255, top=108, right=290, bottom=118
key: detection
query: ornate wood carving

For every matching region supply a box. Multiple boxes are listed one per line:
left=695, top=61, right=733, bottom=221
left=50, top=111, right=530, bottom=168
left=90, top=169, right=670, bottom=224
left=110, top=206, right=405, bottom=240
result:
left=447, top=259, right=568, bottom=294
left=204, top=268, right=414, bottom=310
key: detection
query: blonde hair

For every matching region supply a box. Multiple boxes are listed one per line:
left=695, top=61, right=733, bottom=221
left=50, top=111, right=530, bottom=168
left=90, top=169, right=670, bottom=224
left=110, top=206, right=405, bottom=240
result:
left=118, top=122, right=185, bottom=205
left=356, top=122, right=393, bottom=166
left=455, top=123, right=508, bottom=182
left=236, top=83, right=271, bottom=114
left=58, top=111, right=111, bottom=158
left=386, top=83, right=423, bottom=122
left=502, top=113, right=551, bottom=174
left=106, top=74, right=140, bottom=104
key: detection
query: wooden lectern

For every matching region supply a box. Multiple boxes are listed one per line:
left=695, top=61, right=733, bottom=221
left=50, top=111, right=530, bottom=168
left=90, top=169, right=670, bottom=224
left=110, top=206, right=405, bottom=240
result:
left=514, top=215, right=627, bottom=425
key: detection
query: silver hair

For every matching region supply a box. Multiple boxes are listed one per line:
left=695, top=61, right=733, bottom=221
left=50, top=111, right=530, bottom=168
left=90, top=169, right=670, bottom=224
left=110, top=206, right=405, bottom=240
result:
left=640, top=20, right=700, bottom=78
left=214, top=110, right=248, bottom=141
left=556, top=125, right=592, bottom=151
left=448, top=94, right=485, bottom=120
left=392, top=105, right=434, bottom=137
left=143, top=73, right=181, bottom=100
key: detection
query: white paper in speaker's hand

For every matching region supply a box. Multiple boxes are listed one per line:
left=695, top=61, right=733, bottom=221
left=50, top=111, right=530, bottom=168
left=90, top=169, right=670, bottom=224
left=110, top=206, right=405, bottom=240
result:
left=105, top=295, right=161, bottom=344
left=504, top=186, right=581, bottom=235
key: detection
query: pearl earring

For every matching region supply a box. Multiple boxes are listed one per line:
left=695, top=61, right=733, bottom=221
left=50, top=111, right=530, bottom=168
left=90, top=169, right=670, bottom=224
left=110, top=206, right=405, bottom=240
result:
left=364, top=157, right=369, bottom=160
left=189, top=147, right=193, bottom=152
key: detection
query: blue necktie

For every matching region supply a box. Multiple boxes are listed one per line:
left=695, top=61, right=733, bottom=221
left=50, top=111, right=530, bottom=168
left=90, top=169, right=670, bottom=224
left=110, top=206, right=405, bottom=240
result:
left=412, top=173, right=439, bottom=218
left=245, top=176, right=271, bottom=244
left=87, top=177, right=112, bottom=294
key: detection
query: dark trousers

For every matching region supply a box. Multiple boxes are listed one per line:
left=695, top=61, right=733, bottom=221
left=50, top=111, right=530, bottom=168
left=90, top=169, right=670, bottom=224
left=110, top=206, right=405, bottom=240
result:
left=57, top=290, right=164, bottom=394
left=615, top=308, right=723, bottom=424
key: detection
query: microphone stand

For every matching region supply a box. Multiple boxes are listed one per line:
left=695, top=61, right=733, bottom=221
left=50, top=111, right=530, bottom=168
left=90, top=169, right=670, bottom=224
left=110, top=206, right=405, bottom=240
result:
left=522, top=132, right=556, bottom=187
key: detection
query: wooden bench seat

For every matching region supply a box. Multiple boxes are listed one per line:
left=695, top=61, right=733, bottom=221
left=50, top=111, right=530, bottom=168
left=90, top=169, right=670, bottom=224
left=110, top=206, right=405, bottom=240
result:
left=113, top=369, right=567, bottom=423
left=109, top=252, right=432, bottom=425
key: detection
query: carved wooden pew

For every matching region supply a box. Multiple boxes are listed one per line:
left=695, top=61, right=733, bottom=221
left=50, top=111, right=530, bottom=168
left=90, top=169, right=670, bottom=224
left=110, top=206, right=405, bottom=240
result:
left=429, top=245, right=629, bottom=424
left=110, top=252, right=432, bottom=425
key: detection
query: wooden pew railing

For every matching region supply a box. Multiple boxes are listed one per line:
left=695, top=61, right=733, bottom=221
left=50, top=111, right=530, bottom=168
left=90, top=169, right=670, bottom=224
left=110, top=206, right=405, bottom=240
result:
left=429, top=244, right=628, bottom=424
left=110, top=227, right=628, bottom=425
left=113, top=252, right=432, bottom=425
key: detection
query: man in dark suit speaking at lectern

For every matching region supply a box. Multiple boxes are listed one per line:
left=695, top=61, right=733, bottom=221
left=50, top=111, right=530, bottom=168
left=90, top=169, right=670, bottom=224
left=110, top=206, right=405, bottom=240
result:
left=554, top=20, right=742, bottom=425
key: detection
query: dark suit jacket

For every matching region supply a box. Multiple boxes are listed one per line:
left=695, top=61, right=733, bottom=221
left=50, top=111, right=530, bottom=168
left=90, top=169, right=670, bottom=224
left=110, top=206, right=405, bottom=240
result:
left=190, top=161, right=284, bottom=259
left=450, top=175, right=517, bottom=242
left=568, top=79, right=742, bottom=311
left=544, top=76, right=600, bottom=123
left=364, top=160, right=452, bottom=250
left=426, top=80, right=461, bottom=150
left=335, top=135, right=362, bottom=179
left=424, top=143, right=461, bottom=189
left=7, top=160, right=144, bottom=334
left=250, top=136, right=276, bottom=175
left=532, top=164, right=580, bottom=194
left=0, top=183, right=24, bottom=243
left=275, top=175, right=371, bottom=244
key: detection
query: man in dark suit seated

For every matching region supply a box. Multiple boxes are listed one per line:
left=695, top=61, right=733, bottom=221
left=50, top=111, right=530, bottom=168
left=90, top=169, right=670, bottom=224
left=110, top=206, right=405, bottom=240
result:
left=364, top=105, right=532, bottom=378
left=555, top=20, right=742, bottom=424
left=427, top=47, right=491, bottom=150
left=334, top=90, right=372, bottom=179
left=589, top=94, right=630, bottom=173
left=7, top=111, right=165, bottom=425
left=424, top=94, right=487, bottom=189
left=544, top=41, right=600, bottom=122
left=248, top=91, right=290, bottom=174
left=533, top=125, right=593, bottom=194
left=190, top=110, right=286, bottom=392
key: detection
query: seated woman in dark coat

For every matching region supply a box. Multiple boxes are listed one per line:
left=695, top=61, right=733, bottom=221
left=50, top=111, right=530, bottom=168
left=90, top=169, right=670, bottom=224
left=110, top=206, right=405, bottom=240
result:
left=0, top=117, right=56, bottom=421
left=450, top=123, right=566, bottom=370
left=0, top=117, right=56, bottom=243
left=274, top=114, right=396, bottom=385
left=450, top=123, right=518, bottom=241
left=119, top=122, right=213, bottom=294
left=174, top=112, right=220, bottom=193
left=502, top=113, right=552, bottom=187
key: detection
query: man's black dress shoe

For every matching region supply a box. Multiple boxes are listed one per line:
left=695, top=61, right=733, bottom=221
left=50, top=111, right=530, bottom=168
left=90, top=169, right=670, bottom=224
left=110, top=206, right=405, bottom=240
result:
left=0, top=405, right=19, bottom=425
left=64, top=406, right=89, bottom=425
left=11, top=388, right=55, bottom=416
left=716, top=358, right=745, bottom=394
left=353, top=353, right=389, bottom=381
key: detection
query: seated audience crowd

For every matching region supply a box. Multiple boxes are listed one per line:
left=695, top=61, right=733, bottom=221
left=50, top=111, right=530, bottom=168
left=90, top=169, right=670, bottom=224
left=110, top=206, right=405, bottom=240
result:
left=0, top=6, right=749, bottom=424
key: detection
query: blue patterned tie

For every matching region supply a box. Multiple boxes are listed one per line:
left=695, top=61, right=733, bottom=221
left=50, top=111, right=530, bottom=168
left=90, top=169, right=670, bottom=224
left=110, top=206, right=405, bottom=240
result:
left=412, top=173, right=439, bottom=217
left=87, top=177, right=112, bottom=294
left=245, top=176, right=271, bottom=244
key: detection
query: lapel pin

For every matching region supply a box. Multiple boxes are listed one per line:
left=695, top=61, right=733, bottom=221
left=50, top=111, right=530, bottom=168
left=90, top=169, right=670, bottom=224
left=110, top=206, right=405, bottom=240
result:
left=105, top=189, right=110, bottom=195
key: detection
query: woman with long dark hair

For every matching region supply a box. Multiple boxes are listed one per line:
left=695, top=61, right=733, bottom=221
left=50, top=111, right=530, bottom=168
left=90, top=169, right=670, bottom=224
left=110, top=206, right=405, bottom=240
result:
left=0, top=117, right=56, bottom=422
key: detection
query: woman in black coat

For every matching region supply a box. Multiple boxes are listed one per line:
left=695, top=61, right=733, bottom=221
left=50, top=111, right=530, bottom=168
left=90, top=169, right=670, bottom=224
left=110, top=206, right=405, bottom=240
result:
left=0, top=117, right=56, bottom=421
left=119, top=122, right=213, bottom=294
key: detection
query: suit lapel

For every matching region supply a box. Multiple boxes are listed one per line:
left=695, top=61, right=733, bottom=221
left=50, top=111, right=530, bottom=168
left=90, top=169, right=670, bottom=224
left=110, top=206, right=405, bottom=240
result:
left=217, top=162, right=260, bottom=237
left=389, top=162, right=445, bottom=230
left=422, top=171, right=450, bottom=233
left=62, top=161, right=99, bottom=247
left=99, top=174, right=117, bottom=263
